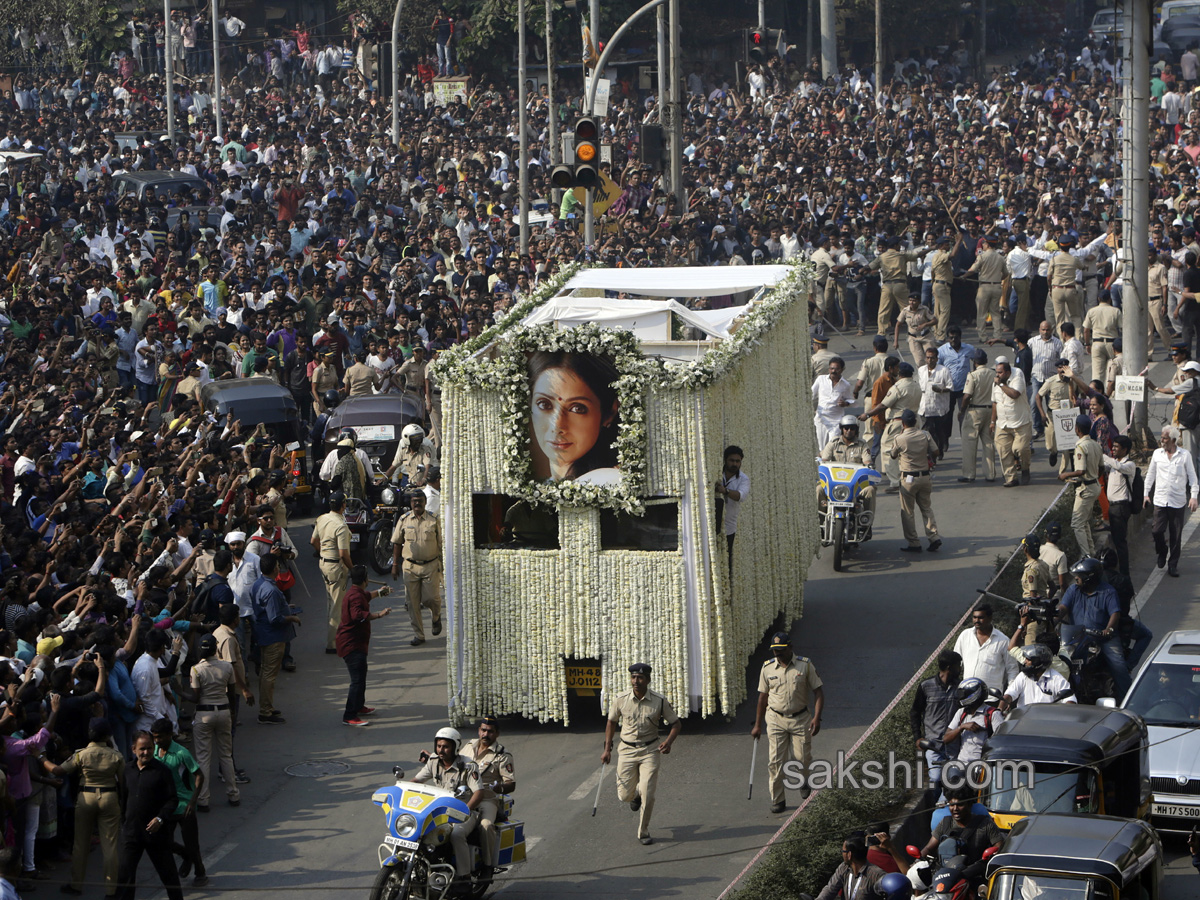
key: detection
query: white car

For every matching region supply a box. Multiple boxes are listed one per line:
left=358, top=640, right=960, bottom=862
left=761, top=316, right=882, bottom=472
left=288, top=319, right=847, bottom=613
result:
left=1120, top=629, right=1200, bottom=832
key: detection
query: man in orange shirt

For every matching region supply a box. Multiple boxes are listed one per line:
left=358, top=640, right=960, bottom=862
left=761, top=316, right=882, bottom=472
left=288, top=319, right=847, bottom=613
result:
left=865, top=355, right=900, bottom=464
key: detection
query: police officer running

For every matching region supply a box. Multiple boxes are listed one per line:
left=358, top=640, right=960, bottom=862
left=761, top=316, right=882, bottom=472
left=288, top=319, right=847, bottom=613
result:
left=310, top=491, right=352, bottom=653
left=751, top=632, right=824, bottom=813
left=601, top=663, right=682, bottom=844
left=391, top=491, right=443, bottom=645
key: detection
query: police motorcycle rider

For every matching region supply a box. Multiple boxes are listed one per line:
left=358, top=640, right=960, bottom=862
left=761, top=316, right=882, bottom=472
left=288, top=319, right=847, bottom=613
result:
left=459, top=717, right=516, bottom=872
left=386, top=423, right=438, bottom=488
left=412, top=726, right=487, bottom=886
left=816, top=414, right=877, bottom=524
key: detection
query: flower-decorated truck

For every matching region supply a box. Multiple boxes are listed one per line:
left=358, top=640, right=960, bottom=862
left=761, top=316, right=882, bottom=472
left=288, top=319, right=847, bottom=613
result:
left=432, top=264, right=819, bottom=723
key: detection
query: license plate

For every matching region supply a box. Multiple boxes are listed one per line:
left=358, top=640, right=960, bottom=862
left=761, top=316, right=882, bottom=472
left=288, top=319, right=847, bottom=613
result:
left=1153, top=803, right=1200, bottom=817
left=384, top=835, right=418, bottom=849
left=566, top=665, right=601, bottom=691
left=349, top=533, right=361, bottom=544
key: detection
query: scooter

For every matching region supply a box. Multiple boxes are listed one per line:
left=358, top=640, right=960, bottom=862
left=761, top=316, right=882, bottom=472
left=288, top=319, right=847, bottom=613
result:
left=369, top=766, right=527, bottom=900
left=904, top=838, right=996, bottom=900
left=817, top=459, right=881, bottom=571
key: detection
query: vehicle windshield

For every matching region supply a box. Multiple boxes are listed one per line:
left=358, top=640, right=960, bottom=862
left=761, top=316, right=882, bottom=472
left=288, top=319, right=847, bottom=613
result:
left=1167, top=5, right=1200, bottom=17
left=1124, top=663, right=1200, bottom=725
left=1095, top=11, right=1115, bottom=23
left=985, top=763, right=1099, bottom=815
left=991, top=872, right=1112, bottom=900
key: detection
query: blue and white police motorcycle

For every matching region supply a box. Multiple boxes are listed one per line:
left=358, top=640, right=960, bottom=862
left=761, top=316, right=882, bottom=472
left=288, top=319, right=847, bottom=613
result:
left=369, top=732, right=527, bottom=900
left=817, top=448, right=881, bottom=572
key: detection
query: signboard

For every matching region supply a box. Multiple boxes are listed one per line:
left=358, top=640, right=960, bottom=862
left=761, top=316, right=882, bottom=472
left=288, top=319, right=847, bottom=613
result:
left=572, top=170, right=621, bottom=216
left=587, top=76, right=611, bottom=117
left=600, top=144, right=612, bottom=164
left=355, top=425, right=396, bottom=442
left=1114, top=375, right=1146, bottom=403
left=1051, top=408, right=1079, bottom=451
left=432, top=77, right=471, bottom=106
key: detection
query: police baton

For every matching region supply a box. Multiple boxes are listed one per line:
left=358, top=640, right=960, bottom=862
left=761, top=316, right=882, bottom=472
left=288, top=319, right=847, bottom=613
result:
left=814, top=314, right=860, bottom=352
left=593, top=762, right=607, bottom=816
left=748, top=736, right=759, bottom=801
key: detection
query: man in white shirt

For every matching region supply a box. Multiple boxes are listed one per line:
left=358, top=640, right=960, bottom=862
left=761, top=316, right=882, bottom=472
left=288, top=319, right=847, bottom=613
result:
left=715, top=445, right=749, bottom=574
left=132, top=630, right=180, bottom=732
left=1001, top=644, right=1075, bottom=712
left=1028, top=320, right=1064, bottom=437
left=812, top=357, right=855, bottom=449
left=991, top=356, right=1033, bottom=487
left=953, top=603, right=1018, bottom=693
left=917, top=346, right=953, bottom=454
left=1145, top=424, right=1199, bottom=577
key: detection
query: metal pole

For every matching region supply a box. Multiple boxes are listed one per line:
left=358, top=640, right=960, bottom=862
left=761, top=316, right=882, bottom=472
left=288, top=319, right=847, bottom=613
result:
left=819, top=0, right=836, bottom=78
left=874, top=0, right=882, bottom=102
left=547, top=0, right=558, bottom=168
left=164, top=0, right=175, bottom=146
left=806, top=0, right=813, bottom=69
left=978, top=0, right=987, bottom=81
left=656, top=5, right=666, bottom=124
left=586, top=0, right=667, bottom=113
left=668, top=0, right=682, bottom=208
left=758, top=0, right=765, bottom=30
left=211, top=0, right=222, bottom=143
left=391, top=0, right=405, bottom=146
left=518, top=0, right=529, bottom=256
left=1123, top=0, right=1150, bottom=432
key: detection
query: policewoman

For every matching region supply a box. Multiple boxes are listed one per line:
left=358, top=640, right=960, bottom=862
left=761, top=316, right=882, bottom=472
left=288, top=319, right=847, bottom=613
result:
left=751, top=632, right=824, bottom=813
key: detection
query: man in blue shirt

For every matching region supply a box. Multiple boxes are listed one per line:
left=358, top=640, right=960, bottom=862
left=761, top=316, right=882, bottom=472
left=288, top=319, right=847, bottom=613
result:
left=248, top=555, right=299, bottom=725
left=1056, top=557, right=1130, bottom=697
left=937, top=325, right=977, bottom=427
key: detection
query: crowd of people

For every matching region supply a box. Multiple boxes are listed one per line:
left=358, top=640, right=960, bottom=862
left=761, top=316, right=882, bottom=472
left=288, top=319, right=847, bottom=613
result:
left=0, top=5, right=1198, bottom=893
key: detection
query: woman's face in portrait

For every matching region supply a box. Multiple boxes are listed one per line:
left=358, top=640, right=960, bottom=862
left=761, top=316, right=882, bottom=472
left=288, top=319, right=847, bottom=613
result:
left=531, top=366, right=615, bottom=480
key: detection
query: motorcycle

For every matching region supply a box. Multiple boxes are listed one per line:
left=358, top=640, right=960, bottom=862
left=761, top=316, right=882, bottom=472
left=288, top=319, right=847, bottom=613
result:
left=369, top=766, right=527, bottom=900
left=367, top=474, right=423, bottom=576
left=904, top=837, right=996, bottom=900
left=817, top=460, right=881, bottom=571
left=1062, top=627, right=1119, bottom=704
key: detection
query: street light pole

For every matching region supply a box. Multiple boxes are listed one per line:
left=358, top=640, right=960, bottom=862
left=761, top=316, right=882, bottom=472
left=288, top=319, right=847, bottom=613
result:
left=668, top=0, right=682, bottom=208
left=211, top=0, right=222, bottom=143
left=758, top=0, right=765, bottom=30
left=547, top=0, right=558, bottom=170
left=656, top=4, right=666, bottom=124
left=819, top=0, right=836, bottom=78
left=164, top=0, right=175, bottom=146
left=518, top=0, right=529, bottom=256
left=874, top=0, right=882, bottom=102
left=1121, top=0, right=1150, bottom=433
left=391, top=0, right=405, bottom=146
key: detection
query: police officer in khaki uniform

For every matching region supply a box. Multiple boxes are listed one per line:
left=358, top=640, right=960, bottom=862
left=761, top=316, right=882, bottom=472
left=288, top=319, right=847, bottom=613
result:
left=189, top=634, right=249, bottom=811
left=967, top=234, right=1008, bottom=341
left=1059, top=414, right=1102, bottom=556
left=601, top=663, right=681, bottom=845
left=817, top=416, right=876, bottom=521
left=386, top=423, right=439, bottom=485
left=54, top=717, right=124, bottom=895
left=412, top=727, right=484, bottom=881
left=869, top=235, right=930, bottom=336
left=392, top=491, right=443, bottom=645
left=1018, top=535, right=1056, bottom=644
left=891, top=409, right=942, bottom=552
left=1048, top=236, right=1086, bottom=331
left=461, top=717, right=516, bottom=868
left=1083, top=290, right=1122, bottom=382
left=809, top=235, right=838, bottom=316
left=810, top=330, right=837, bottom=385
left=958, top=349, right=997, bottom=482
left=751, top=633, right=824, bottom=813
left=854, top=337, right=891, bottom=447
left=309, top=491, right=352, bottom=653
left=862, top=361, right=921, bottom=493
left=895, top=293, right=937, bottom=366
left=1035, top=359, right=1075, bottom=471
left=930, top=234, right=961, bottom=343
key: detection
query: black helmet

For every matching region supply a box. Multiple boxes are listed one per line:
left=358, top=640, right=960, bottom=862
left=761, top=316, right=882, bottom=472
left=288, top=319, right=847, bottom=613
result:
left=338, top=427, right=358, bottom=446
left=1020, top=643, right=1053, bottom=676
left=1070, top=556, right=1102, bottom=590
left=1098, top=547, right=1118, bottom=571
left=323, top=389, right=341, bottom=409
left=955, top=677, right=987, bottom=709
left=880, top=873, right=912, bottom=900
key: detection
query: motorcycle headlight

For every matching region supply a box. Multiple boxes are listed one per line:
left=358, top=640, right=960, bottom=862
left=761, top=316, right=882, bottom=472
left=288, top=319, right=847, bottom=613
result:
left=395, top=813, right=418, bottom=839
left=832, top=484, right=851, bottom=502
left=381, top=487, right=396, bottom=506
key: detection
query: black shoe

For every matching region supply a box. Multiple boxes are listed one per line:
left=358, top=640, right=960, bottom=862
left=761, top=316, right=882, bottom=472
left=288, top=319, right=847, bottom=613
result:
left=1158, top=550, right=1167, bottom=569
left=630, top=795, right=642, bottom=812
left=433, top=620, right=442, bottom=636
left=770, top=801, right=786, bottom=813
left=1020, top=469, right=1031, bottom=485
left=196, top=804, right=210, bottom=813
left=324, top=647, right=337, bottom=655
left=957, top=477, right=974, bottom=483
left=410, top=637, right=426, bottom=646
left=179, top=859, right=193, bottom=879
left=1168, top=567, right=1180, bottom=577
left=1004, top=480, right=1019, bottom=487
left=229, top=798, right=241, bottom=806
left=928, top=539, right=942, bottom=552
left=1048, top=451, right=1058, bottom=467
left=235, top=771, right=251, bottom=784
left=258, top=713, right=286, bottom=724
left=59, top=888, right=82, bottom=896
left=901, top=545, right=923, bottom=553
left=639, top=836, right=654, bottom=845
left=193, top=875, right=210, bottom=888
left=282, top=660, right=296, bottom=672
left=985, top=477, right=996, bottom=482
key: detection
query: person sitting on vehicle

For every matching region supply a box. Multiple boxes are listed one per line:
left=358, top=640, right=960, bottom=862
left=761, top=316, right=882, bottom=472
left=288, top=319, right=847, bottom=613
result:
left=308, top=389, right=341, bottom=448
left=915, top=785, right=1003, bottom=891
left=317, top=427, right=376, bottom=483
left=386, top=423, right=438, bottom=487
left=1007, top=626, right=1071, bottom=680
left=943, top=677, right=995, bottom=768
left=817, top=415, right=876, bottom=521
left=332, top=437, right=367, bottom=500
left=459, top=716, right=515, bottom=871
left=815, top=832, right=886, bottom=900
left=1098, top=548, right=1154, bottom=674
left=1055, top=556, right=1132, bottom=698
left=410, top=726, right=485, bottom=884
left=1000, top=643, right=1076, bottom=712
left=1141, top=666, right=1200, bottom=721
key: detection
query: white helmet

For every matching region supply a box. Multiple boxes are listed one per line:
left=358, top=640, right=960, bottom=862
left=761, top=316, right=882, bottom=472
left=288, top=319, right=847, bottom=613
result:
left=434, top=726, right=462, bottom=752
left=402, top=423, right=425, bottom=440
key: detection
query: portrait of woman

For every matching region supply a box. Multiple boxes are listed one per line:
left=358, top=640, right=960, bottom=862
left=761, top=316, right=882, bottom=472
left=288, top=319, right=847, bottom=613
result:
left=528, top=350, right=622, bottom=486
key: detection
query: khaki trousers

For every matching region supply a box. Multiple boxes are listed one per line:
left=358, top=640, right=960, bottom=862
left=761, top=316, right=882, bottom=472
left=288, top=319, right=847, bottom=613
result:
left=975, top=284, right=1004, bottom=340
left=907, top=334, right=931, bottom=367
left=1012, top=278, right=1032, bottom=332
left=193, top=708, right=237, bottom=805
left=259, top=641, right=286, bottom=716
left=961, top=408, right=996, bottom=480
left=899, top=473, right=938, bottom=547
left=1149, top=298, right=1174, bottom=356
left=71, top=789, right=120, bottom=892
left=1072, top=482, right=1101, bottom=556
left=1050, top=286, right=1079, bottom=331
left=1090, top=340, right=1115, bottom=385
left=995, top=422, right=1033, bottom=482
left=403, top=562, right=442, bottom=640
left=880, top=418, right=904, bottom=487
left=933, top=283, right=953, bottom=342
left=476, top=798, right=500, bottom=868
left=766, top=707, right=812, bottom=807
left=878, top=283, right=907, bottom=335
left=616, top=741, right=661, bottom=839
left=320, top=559, right=349, bottom=651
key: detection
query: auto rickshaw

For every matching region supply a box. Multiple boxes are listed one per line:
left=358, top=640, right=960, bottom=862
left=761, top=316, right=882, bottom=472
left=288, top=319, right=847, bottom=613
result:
left=985, top=813, right=1161, bottom=900
left=978, top=704, right=1150, bottom=830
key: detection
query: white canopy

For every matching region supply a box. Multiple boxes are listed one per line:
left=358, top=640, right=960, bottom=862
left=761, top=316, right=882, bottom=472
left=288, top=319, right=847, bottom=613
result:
left=558, top=265, right=792, bottom=298
left=521, top=296, right=736, bottom=340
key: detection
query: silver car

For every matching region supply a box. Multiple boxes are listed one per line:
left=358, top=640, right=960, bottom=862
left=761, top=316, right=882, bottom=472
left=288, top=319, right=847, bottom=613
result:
left=1120, top=629, right=1200, bottom=831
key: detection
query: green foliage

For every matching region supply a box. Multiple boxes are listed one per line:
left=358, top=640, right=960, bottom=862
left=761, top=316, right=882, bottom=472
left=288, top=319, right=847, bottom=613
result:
left=0, top=0, right=128, bottom=66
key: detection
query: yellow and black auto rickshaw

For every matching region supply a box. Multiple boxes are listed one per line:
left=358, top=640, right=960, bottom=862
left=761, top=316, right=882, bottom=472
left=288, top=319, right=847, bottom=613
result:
left=978, top=704, right=1150, bottom=831
left=985, top=813, right=1161, bottom=900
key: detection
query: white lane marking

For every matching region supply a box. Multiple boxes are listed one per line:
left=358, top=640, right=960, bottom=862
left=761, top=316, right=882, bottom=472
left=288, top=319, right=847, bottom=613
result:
left=568, top=765, right=605, bottom=800
left=1131, top=513, right=1200, bottom=617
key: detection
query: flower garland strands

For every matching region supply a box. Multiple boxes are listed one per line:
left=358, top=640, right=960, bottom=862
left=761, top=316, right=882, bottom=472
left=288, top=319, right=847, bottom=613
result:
left=441, top=263, right=820, bottom=724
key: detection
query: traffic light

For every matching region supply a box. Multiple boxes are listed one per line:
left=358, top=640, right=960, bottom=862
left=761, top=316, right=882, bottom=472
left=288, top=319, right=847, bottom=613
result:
left=640, top=124, right=665, bottom=173
left=749, top=29, right=766, bottom=63
left=573, top=116, right=600, bottom=189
